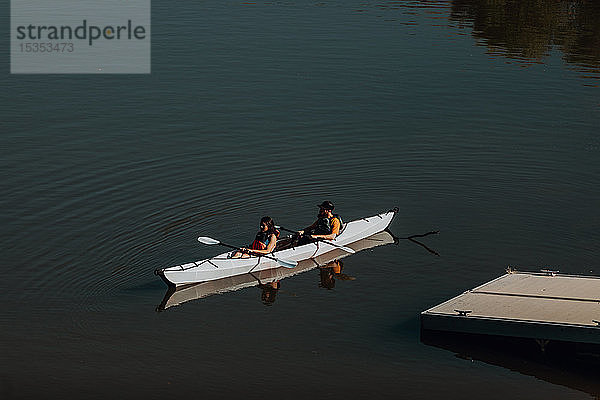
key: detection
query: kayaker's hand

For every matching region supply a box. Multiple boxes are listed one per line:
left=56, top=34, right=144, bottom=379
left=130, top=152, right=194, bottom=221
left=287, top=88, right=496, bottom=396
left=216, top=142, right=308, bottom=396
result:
left=298, top=230, right=304, bottom=236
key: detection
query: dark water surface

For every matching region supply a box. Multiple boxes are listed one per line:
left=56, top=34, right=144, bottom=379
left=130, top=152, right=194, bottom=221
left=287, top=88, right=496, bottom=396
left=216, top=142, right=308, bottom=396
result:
left=2, top=1, right=600, bottom=398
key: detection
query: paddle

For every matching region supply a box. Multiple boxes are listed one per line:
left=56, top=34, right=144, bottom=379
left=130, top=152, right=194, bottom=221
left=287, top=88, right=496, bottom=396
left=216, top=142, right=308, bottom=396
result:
left=275, top=225, right=356, bottom=254
left=197, top=236, right=297, bottom=269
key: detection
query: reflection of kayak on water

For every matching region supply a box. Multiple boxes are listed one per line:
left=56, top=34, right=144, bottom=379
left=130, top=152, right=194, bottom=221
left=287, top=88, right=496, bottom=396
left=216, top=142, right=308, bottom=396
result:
left=156, top=209, right=398, bottom=288
left=156, top=229, right=398, bottom=311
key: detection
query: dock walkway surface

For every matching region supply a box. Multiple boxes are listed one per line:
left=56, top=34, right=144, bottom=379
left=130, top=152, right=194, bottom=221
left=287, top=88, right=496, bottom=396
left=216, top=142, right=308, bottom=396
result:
left=421, top=270, right=600, bottom=345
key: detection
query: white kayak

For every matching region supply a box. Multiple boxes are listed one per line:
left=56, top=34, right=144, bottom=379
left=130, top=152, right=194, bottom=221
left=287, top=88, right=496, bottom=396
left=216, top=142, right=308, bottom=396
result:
left=156, top=208, right=398, bottom=287
left=157, top=229, right=398, bottom=310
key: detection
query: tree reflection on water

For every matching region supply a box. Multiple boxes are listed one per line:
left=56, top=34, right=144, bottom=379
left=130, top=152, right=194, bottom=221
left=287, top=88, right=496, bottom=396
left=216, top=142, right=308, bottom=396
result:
left=449, top=0, right=600, bottom=80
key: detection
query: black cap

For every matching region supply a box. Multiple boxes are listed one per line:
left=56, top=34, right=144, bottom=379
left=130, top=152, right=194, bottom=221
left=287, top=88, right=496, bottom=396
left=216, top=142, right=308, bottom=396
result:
left=317, top=201, right=334, bottom=210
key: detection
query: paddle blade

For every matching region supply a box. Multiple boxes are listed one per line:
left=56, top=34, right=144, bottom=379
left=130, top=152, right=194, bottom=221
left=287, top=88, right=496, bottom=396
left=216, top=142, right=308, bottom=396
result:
left=197, top=236, right=220, bottom=245
left=276, top=258, right=297, bottom=269
left=339, top=246, right=356, bottom=254
left=319, top=239, right=356, bottom=254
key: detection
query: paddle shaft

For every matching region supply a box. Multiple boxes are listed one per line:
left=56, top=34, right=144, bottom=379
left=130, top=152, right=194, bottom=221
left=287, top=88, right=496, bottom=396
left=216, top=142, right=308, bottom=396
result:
left=211, top=241, right=296, bottom=268
left=276, top=225, right=355, bottom=253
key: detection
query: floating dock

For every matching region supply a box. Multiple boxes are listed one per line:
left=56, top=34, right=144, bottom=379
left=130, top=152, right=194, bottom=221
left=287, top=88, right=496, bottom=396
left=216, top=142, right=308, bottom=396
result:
left=421, top=270, right=600, bottom=346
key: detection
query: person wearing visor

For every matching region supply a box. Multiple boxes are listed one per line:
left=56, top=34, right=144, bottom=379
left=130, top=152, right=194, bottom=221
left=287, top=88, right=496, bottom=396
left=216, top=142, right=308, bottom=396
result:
left=298, top=201, right=344, bottom=243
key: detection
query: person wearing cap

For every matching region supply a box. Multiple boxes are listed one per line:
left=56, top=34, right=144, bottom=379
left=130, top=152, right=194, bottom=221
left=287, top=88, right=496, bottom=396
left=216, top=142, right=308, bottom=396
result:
left=297, top=201, right=344, bottom=242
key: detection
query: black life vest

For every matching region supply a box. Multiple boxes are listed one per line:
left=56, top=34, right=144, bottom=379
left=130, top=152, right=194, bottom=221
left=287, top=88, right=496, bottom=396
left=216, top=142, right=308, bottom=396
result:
left=313, top=215, right=344, bottom=235
left=251, top=230, right=279, bottom=250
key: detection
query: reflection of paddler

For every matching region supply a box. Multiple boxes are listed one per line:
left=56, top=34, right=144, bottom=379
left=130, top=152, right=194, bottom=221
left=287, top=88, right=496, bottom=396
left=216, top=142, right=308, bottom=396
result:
left=332, top=259, right=342, bottom=274
left=319, top=266, right=336, bottom=289
left=259, top=281, right=280, bottom=305
left=318, top=260, right=355, bottom=289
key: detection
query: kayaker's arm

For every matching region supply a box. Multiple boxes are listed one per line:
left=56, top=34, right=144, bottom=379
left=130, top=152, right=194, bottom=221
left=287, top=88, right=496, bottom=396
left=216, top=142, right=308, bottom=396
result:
left=243, top=234, right=277, bottom=255
left=311, top=232, right=336, bottom=240
left=309, top=218, right=341, bottom=241
left=298, top=220, right=318, bottom=236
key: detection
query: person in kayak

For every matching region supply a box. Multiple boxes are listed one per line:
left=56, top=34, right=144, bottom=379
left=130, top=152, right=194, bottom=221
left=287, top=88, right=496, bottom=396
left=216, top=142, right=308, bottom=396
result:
left=232, top=216, right=280, bottom=258
left=297, top=201, right=343, bottom=243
